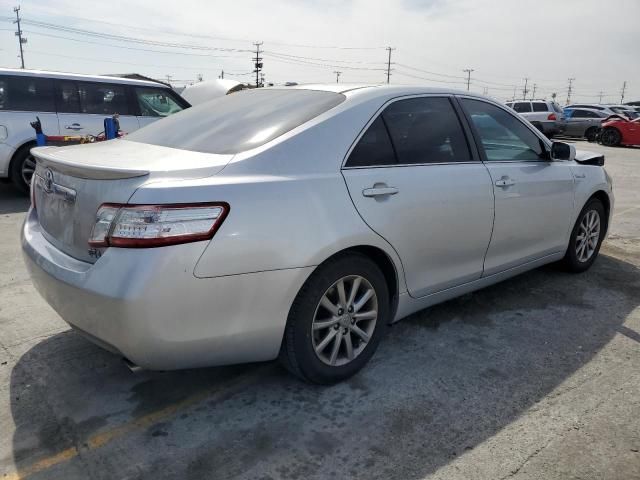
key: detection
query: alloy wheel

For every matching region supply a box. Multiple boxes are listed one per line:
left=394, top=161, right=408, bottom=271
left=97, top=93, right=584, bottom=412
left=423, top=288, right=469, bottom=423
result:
left=21, top=154, right=36, bottom=187
left=575, top=209, right=600, bottom=262
left=311, top=275, right=378, bottom=367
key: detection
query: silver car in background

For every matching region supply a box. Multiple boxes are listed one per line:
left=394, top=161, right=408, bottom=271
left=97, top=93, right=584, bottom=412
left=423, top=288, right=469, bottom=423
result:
left=563, top=107, right=609, bottom=140
left=22, top=85, right=613, bottom=384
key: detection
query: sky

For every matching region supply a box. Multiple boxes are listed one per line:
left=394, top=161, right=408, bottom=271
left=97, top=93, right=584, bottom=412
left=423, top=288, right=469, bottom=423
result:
left=0, top=0, right=638, bottom=103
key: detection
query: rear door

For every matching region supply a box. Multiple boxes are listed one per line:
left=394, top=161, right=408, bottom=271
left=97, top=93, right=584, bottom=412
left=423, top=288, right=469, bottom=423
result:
left=342, top=96, right=494, bottom=297
left=459, top=97, right=575, bottom=275
left=55, top=80, right=139, bottom=136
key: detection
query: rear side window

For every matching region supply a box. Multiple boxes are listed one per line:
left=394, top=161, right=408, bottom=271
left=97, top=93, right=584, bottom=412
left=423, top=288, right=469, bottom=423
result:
left=0, top=75, right=55, bottom=112
left=126, top=89, right=345, bottom=154
left=134, top=87, right=186, bottom=117
left=382, top=97, right=471, bottom=164
left=573, top=109, right=599, bottom=118
left=513, top=102, right=532, bottom=113
left=77, top=82, right=131, bottom=115
left=346, top=116, right=396, bottom=167
left=532, top=102, right=548, bottom=112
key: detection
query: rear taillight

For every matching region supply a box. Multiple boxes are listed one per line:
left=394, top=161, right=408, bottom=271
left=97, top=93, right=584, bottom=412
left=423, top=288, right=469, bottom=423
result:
left=547, top=113, right=557, bottom=121
left=89, top=203, right=229, bottom=248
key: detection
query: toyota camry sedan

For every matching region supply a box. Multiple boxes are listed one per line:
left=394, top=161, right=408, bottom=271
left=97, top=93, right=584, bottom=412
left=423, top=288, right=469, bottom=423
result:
left=22, top=85, right=613, bottom=384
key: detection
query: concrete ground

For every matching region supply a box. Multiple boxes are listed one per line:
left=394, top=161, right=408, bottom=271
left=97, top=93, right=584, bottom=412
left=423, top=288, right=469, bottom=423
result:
left=0, top=141, right=639, bottom=480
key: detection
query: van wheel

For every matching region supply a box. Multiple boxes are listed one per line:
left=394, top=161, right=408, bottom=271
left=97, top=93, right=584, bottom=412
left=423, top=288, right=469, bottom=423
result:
left=279, top=253, right=389, bottom=384
left=10, top=144, right=36, bottom=194
left=560, top=198, right=605, bottom=273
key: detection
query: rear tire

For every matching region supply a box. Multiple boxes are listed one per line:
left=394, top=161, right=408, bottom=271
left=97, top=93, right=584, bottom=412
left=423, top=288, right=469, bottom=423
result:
left=560, top=199, right=606, bottom=273
left=600, top=127, right=621, bottom=147
left=9, top=144, right=36, bottom=194
left=279, top=252, right=389, bottom=384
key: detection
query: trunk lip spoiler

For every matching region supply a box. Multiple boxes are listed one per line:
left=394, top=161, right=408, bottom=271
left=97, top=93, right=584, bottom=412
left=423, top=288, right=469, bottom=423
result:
left=31, top=146, right=149, bottom=180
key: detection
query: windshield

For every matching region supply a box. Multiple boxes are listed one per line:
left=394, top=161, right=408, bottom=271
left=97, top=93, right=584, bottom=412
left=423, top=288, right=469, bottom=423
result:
left=125, top=88, right=345, bottom=154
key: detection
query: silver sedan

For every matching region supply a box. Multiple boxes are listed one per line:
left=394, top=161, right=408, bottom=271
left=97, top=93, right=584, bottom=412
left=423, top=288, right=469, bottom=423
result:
left=22, top=85, right=614, bottom=384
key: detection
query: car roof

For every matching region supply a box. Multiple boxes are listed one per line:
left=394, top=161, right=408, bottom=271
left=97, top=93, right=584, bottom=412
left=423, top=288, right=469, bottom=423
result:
left=0, top=68, right=169, bottom=88
left=272, top=83, right=476, bottom=98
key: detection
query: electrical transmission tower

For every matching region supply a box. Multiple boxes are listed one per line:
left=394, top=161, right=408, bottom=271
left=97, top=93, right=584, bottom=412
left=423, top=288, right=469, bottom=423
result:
left=620, top=81, right=627, bottom=104
left=13, top=6, right=27, bottom=69
left=463, top=69, right=474, bottom=91
left=333, top=71, right=341, bottom=83
left=566, top=78, right=575, bottom=105
left=385, top=47, right=395, bottom=84
left=253, top=42, right=263, bottom=88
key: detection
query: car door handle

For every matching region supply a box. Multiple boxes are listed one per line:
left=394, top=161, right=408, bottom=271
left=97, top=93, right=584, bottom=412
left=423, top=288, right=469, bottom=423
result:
left=362, top=185, right=399, bottom=197
left=494, top=177, right=515, bottom=188
left=65, top=123, right=83, bottom=130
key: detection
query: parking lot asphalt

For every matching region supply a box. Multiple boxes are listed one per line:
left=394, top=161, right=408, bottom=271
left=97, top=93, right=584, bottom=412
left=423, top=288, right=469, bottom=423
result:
left=1, top=141, right=639, bottom=480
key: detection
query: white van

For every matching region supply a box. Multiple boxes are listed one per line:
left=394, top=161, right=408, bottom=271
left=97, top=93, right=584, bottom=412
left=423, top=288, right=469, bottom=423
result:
left=0, top=68, right=190, bottom=192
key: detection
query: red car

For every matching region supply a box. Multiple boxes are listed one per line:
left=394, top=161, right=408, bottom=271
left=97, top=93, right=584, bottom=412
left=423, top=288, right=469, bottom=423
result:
left=599, top=114, right=640, bottom=146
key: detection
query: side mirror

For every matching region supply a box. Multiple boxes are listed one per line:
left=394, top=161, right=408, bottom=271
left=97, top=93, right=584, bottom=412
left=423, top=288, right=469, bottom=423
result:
left=550, top=141, right=576, bottom=161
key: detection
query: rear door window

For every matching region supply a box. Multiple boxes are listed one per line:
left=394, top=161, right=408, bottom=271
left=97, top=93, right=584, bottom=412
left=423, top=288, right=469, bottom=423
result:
left=532, top=102, right=548, bottom=112
left=345, top=116, right=396, bottom=167
left=513, top=102, right=532, bottom=113
left=382, top=97, right=471, bottom=164
left=134, top=87, right=186, bottom=117
left=77, top=82, right=131, bottom=115
left=0, top=75, right=55, bottom=112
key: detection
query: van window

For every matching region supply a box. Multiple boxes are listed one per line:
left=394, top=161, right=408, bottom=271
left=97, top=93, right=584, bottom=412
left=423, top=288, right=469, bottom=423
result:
left=56, top=81, right=81, bottom=113
left=134, top=87, right=186, bottom=117
left=513, top=102, right=532, bottom=113
left=126, top=89, right=345, bottom=154
left=77, top=82, right=131, bottom=115
left=0, top=75, right=55, bottom=112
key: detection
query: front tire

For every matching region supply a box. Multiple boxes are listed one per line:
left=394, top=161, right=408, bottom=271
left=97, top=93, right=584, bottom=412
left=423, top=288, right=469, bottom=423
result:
left=561, top=199, right=606, bottom=273
left=279, top=253, right=389, bottom=384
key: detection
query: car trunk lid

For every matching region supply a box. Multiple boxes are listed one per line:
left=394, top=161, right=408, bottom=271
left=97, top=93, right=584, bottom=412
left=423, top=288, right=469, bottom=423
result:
left=32, top=140, right=233, bottom=263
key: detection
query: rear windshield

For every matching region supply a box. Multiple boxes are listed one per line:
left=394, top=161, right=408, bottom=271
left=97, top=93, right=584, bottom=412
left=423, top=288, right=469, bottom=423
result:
left=125, top=88, right=346, bottom=154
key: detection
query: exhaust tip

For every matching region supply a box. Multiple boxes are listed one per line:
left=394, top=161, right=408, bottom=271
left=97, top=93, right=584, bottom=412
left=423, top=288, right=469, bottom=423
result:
left=123, top=357, right=143, bottom=373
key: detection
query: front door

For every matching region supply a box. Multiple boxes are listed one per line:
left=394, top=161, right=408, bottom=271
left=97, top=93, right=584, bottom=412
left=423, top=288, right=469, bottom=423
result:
left=342, top=96, right=494, bottom=297
left=460, top=98, right=575, bottom=275
left=55, top=80, right=139, bottom=138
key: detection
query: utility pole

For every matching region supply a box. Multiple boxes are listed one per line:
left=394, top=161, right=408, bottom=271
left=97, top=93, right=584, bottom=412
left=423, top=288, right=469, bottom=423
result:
left=566, top=77, right=575, bottom=105
left=598, top=91, right=604, bottom=103
left=512, top=85, right=517, bottom=101
left=531, top=83, right=537, bottom=100
left=219, top=70, right=224, bottom=79
left=333, top=71, right=341, bottom=84
left=13, top=6, right=26, bottom=69
left=620, top=81, right=627, bottom=104
left=253, top=42, right=263, bottom=88
left=385, top=47, right=395, bottom=84
left=463, top=68, right=474, bottom=91
left=165, top=74, right=172, bottom=85
left=482, top=86, right=488, bottom=96
left=522, top=78, right=529, bottom=100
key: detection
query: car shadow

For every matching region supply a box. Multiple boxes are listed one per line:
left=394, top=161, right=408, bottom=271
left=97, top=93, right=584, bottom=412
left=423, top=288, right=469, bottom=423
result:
left=8, top=253, right=640, bottom=480
left=0, top=184, right=29, bottom=214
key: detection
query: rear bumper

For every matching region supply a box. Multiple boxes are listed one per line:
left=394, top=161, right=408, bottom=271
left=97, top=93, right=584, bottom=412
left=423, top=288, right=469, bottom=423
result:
left=22, top=208, right=313, bottom=370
